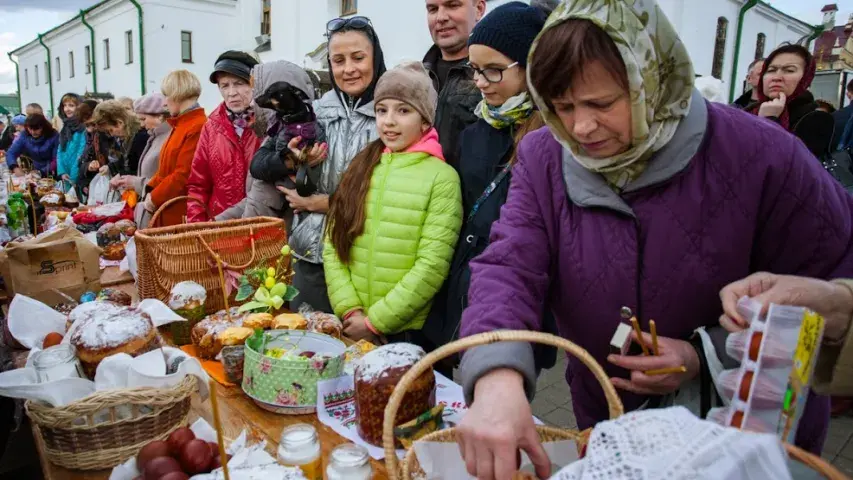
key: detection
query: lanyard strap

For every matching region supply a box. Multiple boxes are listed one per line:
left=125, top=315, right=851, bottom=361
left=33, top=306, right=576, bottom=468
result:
left=467, top=163, right=512, bottom=222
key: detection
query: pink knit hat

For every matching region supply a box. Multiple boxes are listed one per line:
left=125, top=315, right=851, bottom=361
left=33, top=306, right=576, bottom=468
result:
left=133, top=92, right=167, bottom=115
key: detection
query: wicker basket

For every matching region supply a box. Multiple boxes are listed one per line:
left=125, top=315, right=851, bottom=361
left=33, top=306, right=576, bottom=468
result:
left=26, top=375, right=198, bottom=470
left=382, top=330, right=850, bottom=480
left=135, top=196, right=287, bottom=314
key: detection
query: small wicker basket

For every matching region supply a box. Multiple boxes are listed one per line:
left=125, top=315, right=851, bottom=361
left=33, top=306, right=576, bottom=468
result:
left=26, top=375, right=198, bottom=470
left=382, top=330, right=850, bottom=480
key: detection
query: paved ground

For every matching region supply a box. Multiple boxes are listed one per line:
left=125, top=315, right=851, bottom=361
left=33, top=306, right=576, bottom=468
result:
left=529, top=353, right=853, bottom=477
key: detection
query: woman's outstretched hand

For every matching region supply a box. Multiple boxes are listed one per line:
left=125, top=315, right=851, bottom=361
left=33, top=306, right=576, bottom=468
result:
left=719, top=272, right=853, bottom=342
left=287, top=137, right=328, bottom=167
left=607, top=332, right=700, bottom=395
left=456, top=369, right=551, bottom=480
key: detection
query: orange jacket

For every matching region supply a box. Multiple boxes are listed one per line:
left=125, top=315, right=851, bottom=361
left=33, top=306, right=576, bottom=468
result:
left=146, top=108, right=207, bottom=227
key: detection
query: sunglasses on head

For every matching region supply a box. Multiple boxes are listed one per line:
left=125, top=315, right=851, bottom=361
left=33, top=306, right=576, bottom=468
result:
left=326, top=16, right=372, bottom=36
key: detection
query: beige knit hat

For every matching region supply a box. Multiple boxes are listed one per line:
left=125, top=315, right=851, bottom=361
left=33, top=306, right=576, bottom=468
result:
left=373, top=61, right=437, bottom=125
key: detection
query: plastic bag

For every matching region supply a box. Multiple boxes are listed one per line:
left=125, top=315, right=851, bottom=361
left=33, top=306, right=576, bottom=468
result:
left=87, top=173, right=110, bottom=206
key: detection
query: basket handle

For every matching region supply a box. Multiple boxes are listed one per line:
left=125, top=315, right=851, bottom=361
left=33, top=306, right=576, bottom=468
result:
left=148, top=195, right=214, bottom=227
left=785, top=444, right=848, bottom=480
left=195, top=228, right=259, bottom=271
left=382, top=330, right=625, bottom=477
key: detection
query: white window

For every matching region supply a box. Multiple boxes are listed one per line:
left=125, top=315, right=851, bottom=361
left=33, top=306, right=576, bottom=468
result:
left=69, top=51, right=75, bottom=78
left=103, top=38, right=111, bottom=69
left=24, top=69, right=28, bottom=89
left=35, top=65, right=39, bottom=86
left=85, top=45, right=91, bottom=73
left=125, top=30, right=133, bottom=64
left=181, top=31, right=193, bottom=63
left=55, top=56, right=61, bottom=81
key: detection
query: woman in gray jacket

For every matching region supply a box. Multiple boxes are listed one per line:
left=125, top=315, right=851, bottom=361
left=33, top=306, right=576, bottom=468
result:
left=280, top=17, right=386, bottom=313
left=111, top=92, right=171, bottom=228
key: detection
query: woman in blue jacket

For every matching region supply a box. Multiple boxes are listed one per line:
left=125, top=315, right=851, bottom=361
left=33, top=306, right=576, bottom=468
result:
left=57, top=101, right=91, bottom=184
left=6, top=113, right=59, bottom=177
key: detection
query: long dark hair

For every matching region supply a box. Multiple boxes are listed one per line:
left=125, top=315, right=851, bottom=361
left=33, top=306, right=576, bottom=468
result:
left=326, top=139, right=385, bottom=264
left=24, top=113, right=57, bottom=138
left=327, top=25, right=387, bottom=106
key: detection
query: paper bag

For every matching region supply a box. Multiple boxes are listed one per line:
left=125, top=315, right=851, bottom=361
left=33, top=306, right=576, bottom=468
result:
left=0, top=226, right=101, bottom=305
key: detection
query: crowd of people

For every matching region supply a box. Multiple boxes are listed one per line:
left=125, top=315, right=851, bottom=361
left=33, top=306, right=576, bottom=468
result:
left=2, top=0, right=853, bottom=478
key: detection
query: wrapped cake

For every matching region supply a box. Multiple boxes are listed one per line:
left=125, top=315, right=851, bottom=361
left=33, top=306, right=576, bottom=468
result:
left=96, top=288, right=133, bottom=306
left=354, top=343, right=435, bottom=447
left=96, top=222, right=122, bottom=247
left=169, top=281, right=207, bottom=345
left=191, top=308, right=248, bottom=359
left=305, top=312, right=343, bottom=339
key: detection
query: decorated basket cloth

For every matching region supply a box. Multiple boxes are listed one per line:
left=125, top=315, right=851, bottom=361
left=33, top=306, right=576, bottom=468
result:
left=241, top=330, right=346, bottom=415
left=25, top=375, right=198, bottom=470
left=135, top=196, right=287, bottom=314
left=381, top=330, right=850, bottom=480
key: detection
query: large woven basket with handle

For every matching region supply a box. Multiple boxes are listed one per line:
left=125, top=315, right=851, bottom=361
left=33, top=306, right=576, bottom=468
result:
left=135, top=196, right=287, bottom=314
left=382, top=330, right=850, bottom=480
left=26, top=375, right=197, bottom=470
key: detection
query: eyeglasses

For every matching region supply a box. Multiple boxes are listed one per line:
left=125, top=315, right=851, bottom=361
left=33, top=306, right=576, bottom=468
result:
left=467, top=62, right=519, bottom=84
left=326, top=16, right=372, bottom=36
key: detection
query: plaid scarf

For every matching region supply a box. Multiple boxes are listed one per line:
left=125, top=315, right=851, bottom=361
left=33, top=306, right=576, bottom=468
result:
left=227, top=108, right=255, bottom=136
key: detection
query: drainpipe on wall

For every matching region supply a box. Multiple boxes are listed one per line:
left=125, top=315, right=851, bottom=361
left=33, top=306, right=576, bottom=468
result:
left=80, top=9, right=98, bottom=93
left=805, top=25, right=825, bottom=51
left=37, top=34, right=55, bottom=119
left=7, top=53, right=22, bottom=113
left=128, top=0, right=146, bottom=95
left=728, top=0, right=760, bottom=103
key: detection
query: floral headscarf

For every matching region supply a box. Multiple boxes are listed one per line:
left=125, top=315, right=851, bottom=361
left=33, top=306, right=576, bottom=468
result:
left=528, top=0, right=695, bottom=189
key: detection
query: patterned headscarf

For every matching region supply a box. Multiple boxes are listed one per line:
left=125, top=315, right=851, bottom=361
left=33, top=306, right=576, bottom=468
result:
left=528, top=0, right=695, bottom=189
left=476, top=91, right=537, bottom=130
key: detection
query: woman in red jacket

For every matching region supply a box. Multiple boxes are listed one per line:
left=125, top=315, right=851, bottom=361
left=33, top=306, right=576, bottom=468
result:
left=143, top=69, right=207, bottom=226
left=186, top=51, right=262, bottom=222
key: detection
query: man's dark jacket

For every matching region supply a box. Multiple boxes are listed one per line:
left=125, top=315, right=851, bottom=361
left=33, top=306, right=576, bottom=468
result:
left=423, top=45, right=481, bottom=170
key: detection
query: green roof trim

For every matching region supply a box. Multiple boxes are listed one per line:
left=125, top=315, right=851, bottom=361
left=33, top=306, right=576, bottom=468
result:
left=8, top=0, right=112, bottom=55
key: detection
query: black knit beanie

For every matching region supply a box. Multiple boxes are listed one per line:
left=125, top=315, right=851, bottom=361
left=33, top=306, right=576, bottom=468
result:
left=467, top=1, right=549, bottom=67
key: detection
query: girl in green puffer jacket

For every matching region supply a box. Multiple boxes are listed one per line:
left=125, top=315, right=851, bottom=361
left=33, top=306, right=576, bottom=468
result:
left=324, top=62, right=463, bottom=344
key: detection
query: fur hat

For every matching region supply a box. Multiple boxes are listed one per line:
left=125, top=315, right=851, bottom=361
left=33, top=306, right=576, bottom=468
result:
left=373, top=62, right=437, bottom=125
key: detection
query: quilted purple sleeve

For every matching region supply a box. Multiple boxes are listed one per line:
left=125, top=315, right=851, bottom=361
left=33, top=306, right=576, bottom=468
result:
left=752, top=131, right=853, bottom=280
left=459, top=134, right=555, bottom=338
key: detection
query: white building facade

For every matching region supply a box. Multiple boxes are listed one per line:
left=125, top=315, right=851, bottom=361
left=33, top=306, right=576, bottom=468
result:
left=10, top=0, right=247, bottom=116
left=10, top=0, right=818, bottom=115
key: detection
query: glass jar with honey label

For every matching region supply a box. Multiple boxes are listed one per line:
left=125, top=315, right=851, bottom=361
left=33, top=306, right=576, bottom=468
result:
left=277, top=423, right=322, bottom=480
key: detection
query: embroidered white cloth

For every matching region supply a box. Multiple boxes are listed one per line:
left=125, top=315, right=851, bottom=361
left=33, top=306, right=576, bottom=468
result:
left=550, top=407, right=792, bottom=480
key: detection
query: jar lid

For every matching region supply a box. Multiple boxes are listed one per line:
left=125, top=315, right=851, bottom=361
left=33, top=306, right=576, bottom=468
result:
left=33, top=344, right=76, bottom=369
left=280, top=423, right=318, bottom=449
left=330, top=443, right=369, bottom=468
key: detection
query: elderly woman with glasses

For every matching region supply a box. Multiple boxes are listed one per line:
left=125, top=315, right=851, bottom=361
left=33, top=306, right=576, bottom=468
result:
left=269, top=15, right=386, bottom=313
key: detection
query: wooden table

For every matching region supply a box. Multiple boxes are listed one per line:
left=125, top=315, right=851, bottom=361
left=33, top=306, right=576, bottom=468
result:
left=34, top=383, right=390, bottom=480
left=20, top=267, right=389, bottom=479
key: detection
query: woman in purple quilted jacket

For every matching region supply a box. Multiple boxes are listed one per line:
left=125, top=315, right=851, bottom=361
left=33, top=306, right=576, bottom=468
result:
left=454, top=1, right=853, bottom=479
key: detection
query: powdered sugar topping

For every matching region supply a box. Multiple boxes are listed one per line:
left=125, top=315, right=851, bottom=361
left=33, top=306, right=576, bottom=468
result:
left=356, top=343, right=425, bottom=382
left=40, top=193, right=62, bottom=204
left=71, top=306, right=153, bottom=349
left=169, top=281, right=207, bottom=309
